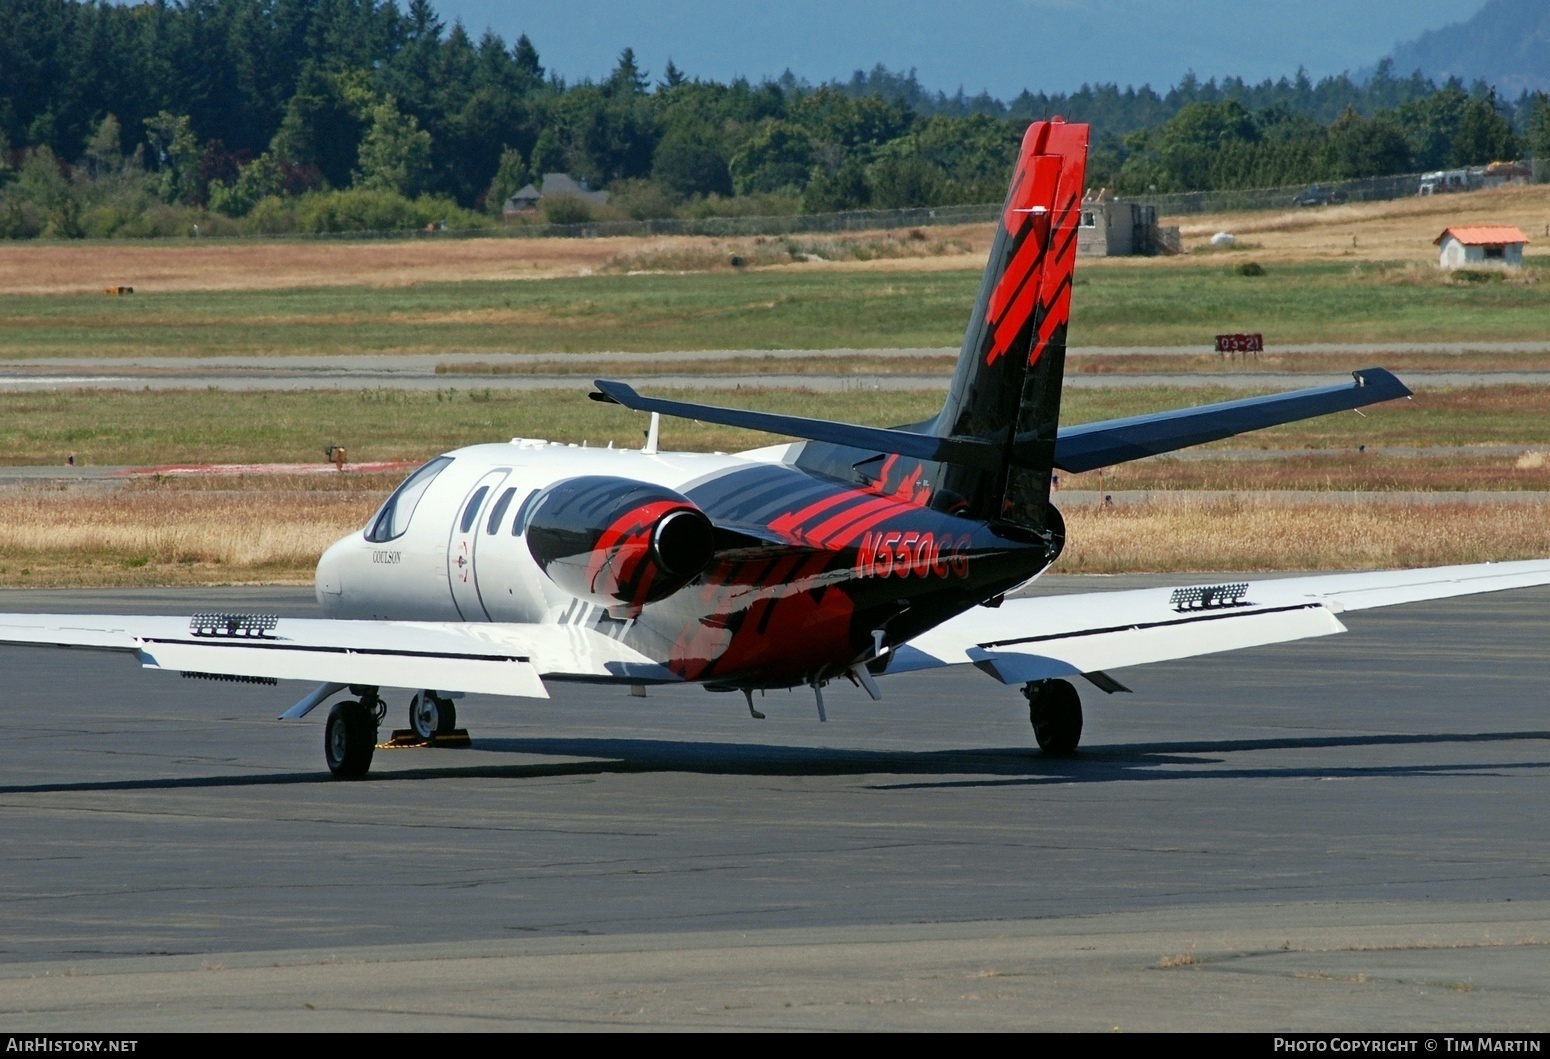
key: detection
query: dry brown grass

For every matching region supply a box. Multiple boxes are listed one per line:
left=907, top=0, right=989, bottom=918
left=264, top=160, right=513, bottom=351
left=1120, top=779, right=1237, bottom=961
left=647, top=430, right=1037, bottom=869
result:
left=603, top=228, right=980, bottom=274
left=0, top=237, right=642, bottom=295
left=1165, top=183, right=1550, bottom=264
left=1064, top=453, right=1550, bottom=492
left=4, top=182, right=1546, bottom=298
left=0, top=224, right=995, bottom=295
left=2, top=479, right=1547, bottom=587
left=0, top=486, right=378, bottom=585
left=1057, top=495, right=1550, bottom=573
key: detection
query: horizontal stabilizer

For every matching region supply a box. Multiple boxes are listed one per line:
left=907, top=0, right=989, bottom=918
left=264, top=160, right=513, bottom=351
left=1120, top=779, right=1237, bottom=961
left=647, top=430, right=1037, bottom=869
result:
left=591, top=380, right=1000, bottom=469
left=1050, top=368, right=1411, bottom=473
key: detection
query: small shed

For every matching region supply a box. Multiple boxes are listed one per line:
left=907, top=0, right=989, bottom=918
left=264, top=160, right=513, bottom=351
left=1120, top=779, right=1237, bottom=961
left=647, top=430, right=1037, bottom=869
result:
left=1078, top=197, right=1164, bottom=257
left=1434, top=226, right=1528, bottom=269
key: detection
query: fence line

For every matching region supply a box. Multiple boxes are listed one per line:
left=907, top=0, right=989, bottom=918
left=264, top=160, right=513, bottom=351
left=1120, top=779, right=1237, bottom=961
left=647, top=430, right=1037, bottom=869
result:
left=291, top=203, right=1002, bottom=243
left=1134, top=170, right=1440, bottom=216
left=242, top=165, right=1523, bottom=242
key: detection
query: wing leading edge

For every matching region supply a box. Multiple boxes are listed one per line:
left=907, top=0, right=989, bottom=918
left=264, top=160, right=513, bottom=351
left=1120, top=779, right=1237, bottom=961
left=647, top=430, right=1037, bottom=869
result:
left=889, top=560, right=1550, bottom=686
left=0, top=614, right=680, bottom=709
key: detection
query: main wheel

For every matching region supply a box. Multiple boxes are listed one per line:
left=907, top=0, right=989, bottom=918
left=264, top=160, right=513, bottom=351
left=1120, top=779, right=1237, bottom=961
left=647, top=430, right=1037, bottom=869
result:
left=409, top=691, right=457, bottom=739
left=1026, top=679, right=1082, bottom=756
left=325, top=700, right=377, bottom=778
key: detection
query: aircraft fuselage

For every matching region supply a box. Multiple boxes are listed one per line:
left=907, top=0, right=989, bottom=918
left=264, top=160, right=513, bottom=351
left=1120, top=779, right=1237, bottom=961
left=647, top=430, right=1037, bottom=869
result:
left=316, top=440, right=1059, bottom=690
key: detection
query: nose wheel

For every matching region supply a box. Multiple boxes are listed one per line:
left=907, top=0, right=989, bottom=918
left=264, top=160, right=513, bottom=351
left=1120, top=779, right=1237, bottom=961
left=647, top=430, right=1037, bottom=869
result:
left=1024, top=678, right=1082, bottom=755
left=409, top=691, right=458, bottom=740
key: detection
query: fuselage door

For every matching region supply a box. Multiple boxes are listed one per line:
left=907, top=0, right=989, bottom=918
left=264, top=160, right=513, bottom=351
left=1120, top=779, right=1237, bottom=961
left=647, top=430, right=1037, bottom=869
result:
left=448, top=468, right=510, bottom=620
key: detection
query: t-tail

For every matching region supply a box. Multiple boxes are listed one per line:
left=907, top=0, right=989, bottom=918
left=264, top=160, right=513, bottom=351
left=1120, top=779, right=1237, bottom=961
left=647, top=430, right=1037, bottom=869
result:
left=592, top=114, right=1407, bottom=541
left=594, top=118, right=1090, bottom=548
left=925, top=118, right=1088, bottom=531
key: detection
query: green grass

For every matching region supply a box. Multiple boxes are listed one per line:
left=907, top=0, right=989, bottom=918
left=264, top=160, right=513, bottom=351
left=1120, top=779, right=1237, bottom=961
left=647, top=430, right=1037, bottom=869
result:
left=2, top=259, right=1548, bottom=358
left=0, top=388, right=946, bottom=465
left=0, top=273, right=979, bottom=358
left=1071, top=260, right=1550, bottom=346
left=4, top=384, right=1546, bottom=467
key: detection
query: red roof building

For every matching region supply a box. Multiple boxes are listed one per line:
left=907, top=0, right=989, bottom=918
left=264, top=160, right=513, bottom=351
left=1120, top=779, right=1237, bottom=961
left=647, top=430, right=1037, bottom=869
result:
left=1434, top=225, right=1528, bottom=268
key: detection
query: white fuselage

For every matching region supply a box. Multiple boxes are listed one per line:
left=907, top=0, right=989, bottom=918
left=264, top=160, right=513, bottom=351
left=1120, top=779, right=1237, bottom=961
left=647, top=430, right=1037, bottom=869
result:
left=315, top=438, right=778, bottom=624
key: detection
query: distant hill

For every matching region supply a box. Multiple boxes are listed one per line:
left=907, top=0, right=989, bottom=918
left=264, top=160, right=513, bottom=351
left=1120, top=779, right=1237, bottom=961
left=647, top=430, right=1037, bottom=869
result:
left=1387, top=0, right=1550, bottom=95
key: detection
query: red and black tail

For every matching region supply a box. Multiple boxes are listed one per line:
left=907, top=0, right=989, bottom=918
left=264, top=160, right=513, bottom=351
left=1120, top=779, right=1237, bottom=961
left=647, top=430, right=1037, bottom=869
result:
left=596, top=120, right=1089, bottom=541
left=928, top=119, right=1088, bottom=530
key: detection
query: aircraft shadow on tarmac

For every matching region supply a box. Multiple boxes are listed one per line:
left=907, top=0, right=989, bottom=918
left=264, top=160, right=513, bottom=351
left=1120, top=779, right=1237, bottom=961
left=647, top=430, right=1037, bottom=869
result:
left=1, top=729, right=1547, bottom=795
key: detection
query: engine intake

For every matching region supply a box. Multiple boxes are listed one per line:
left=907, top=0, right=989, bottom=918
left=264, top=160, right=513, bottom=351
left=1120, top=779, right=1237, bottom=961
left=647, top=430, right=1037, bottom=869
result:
left=524, top=476, right=715, bottom=608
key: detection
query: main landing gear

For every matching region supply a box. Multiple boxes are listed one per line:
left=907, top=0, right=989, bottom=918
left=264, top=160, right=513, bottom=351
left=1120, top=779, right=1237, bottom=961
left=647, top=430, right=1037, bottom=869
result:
left=409, top=690, right=458, bottom=741
left=325, top=688, right=385, bottom=778
left=1024, top=678, right=1082, bottom=756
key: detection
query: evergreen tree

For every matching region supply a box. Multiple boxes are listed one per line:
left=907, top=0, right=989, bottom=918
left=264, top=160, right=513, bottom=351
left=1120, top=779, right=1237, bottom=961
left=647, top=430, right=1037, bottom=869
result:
left=355, top=97, right=431, bottom=196
left=483, top=146, right=527, bottom=212
left=609, top=48, right=649, bottom=96
left=512, top=34, right=544, bottom=88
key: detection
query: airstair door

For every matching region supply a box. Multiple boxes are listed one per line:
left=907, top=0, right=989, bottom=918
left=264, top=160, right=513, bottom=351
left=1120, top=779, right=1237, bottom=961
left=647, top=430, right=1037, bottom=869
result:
left=447, top=469, right=510, bottom=620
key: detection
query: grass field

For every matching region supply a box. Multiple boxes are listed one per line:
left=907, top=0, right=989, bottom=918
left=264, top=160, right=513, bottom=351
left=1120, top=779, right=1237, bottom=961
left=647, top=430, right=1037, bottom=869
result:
left=0, top=383, right=1542, bottom=587
left=2, top=258, right=1548, bottom=359
left=2, top=484, right=1542, bottom=587
left=1170, top=182, right=1550, bottom=263
left=0, top=485, right=378, bottom=587
left=3, top=209, right=1549, bottom=585
left=1059, top=497, right=1550, bottom=574
left=1065, top=451, right=1550, bottom=493
left=10, top=384, right=1550, bottom=467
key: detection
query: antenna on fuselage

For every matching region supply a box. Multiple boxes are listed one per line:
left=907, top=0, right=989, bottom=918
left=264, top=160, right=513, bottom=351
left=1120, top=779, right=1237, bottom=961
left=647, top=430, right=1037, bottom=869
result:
left=643, top=411, right=661, bottom=455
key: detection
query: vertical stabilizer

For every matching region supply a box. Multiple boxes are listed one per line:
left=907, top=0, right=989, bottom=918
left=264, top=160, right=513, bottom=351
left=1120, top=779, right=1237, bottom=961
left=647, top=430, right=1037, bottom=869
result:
left=930, top=119, right=1088, bottom=529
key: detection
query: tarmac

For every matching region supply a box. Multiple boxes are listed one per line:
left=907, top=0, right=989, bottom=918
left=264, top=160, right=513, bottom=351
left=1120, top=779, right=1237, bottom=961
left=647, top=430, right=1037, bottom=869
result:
left=1, top=577, right=1547, bottom=1030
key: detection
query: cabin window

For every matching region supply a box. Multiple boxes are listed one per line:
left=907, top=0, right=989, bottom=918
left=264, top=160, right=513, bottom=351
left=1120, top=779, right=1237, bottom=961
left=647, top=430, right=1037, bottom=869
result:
left=510, top=490, right=540, bottom=536
left=1081, top=211, right=1096, bottom=228
left=486, top=486, right=517, bottom=534
left=1484, top=245, right=1506, bottom=260
left=365, top=456, right=453, bottom=542
left=459, top=486, right=490, bottom=533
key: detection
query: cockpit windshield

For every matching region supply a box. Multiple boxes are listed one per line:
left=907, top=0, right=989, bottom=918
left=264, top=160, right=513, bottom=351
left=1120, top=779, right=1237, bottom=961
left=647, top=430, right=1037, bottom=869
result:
left=365, top=456, right=453, bottom=542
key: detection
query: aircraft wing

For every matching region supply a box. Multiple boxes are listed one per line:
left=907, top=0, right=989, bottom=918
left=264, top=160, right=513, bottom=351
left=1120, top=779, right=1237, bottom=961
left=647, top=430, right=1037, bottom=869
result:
left=887, top=560, right=1550, bottom=687
left=0, top=613, right=680, bottom=708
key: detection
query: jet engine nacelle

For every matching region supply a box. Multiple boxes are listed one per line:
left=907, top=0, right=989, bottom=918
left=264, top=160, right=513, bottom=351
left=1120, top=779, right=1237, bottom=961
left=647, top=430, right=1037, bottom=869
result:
left=524, top=476, right=716, bottom=608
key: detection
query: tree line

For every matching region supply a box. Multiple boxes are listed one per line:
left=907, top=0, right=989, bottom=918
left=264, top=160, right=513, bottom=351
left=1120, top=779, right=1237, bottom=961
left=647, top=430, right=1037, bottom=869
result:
left=3, top=0, right=1549, bottom=238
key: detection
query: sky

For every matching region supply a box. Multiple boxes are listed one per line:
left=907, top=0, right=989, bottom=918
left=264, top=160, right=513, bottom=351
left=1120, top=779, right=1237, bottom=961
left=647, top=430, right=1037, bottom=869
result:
left=430, top=0, right=1491, bottom=98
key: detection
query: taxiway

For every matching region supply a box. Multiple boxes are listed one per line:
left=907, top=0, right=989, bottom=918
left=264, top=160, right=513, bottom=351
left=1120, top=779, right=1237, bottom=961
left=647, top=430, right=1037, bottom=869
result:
left=0, top=578, right=1546, bottom=1029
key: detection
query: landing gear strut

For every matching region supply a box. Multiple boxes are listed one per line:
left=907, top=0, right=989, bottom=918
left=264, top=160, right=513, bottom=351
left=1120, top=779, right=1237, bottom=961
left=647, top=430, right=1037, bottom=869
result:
left=325, top=687, right=384, bottom=778
left=409, top=690, right=458, bottom=740
left=1024, top=678, right=1082, bottom=755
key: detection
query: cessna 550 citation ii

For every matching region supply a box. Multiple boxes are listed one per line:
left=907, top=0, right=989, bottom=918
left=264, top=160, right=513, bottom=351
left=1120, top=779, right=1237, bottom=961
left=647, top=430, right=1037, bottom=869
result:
left=5, top=119, right=1549, bottom=777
